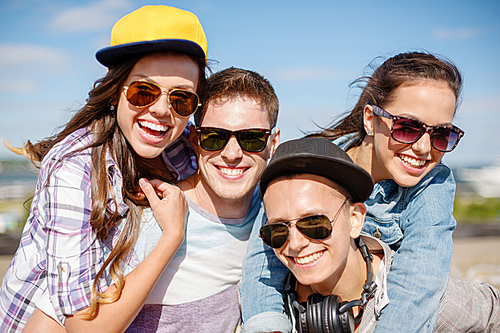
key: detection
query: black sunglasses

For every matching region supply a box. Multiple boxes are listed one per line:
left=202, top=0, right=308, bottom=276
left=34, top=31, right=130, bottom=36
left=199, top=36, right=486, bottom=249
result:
left=196, top=127, right=272, bottom=153
left=124, top=80, right=201, bottom=117
left=259, top=200, right=347, bottom=249
left=372, top=105, right=464, bottom=153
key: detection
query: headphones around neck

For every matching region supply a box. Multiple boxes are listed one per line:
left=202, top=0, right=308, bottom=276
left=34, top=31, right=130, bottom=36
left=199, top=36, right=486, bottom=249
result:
left=284, top=237, right=377, bottom=333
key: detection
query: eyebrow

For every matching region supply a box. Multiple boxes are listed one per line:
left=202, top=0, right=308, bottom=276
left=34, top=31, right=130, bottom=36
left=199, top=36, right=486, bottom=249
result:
left=128, top=74, right=195, bottom=90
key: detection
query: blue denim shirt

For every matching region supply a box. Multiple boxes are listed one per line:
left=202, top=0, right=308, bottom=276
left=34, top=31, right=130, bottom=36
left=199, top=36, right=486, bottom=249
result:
left=240, top=135, right=456, bottom=333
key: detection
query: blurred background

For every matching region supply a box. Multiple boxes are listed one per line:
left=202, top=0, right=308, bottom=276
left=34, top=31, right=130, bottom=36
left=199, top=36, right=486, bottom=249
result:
left=1, top=0, right=499, bottom=287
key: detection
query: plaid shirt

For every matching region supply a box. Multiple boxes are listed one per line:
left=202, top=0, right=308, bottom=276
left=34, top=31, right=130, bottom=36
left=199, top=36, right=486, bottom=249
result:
left=0, top=125, right=196, bottom=332
left=434, top=276, right=500, bottom=332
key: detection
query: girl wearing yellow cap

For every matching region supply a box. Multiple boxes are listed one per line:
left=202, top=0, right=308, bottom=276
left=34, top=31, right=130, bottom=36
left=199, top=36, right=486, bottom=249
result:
left=0, top=5, right=209, bottom=332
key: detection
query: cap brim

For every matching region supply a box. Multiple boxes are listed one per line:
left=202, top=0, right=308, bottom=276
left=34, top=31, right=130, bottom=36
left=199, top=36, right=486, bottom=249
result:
left=260, top=154, right=374, bottom=203
left=96, top=39, right=205, bottom=67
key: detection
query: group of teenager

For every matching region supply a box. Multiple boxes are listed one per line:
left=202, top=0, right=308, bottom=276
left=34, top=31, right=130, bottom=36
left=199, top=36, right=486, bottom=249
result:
left=0, top=4, right=498, bottom=333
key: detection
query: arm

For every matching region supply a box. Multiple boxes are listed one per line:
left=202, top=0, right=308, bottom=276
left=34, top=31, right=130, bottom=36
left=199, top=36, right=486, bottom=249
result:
left=434, top=277, right=500, bottom=332
left=240, top=204, right=292, bottom=333
left=42, top=157, right=187, bottom=333
left=372, top=165, right=456, bottom=333
left=64, top=179, right=187, bottom=333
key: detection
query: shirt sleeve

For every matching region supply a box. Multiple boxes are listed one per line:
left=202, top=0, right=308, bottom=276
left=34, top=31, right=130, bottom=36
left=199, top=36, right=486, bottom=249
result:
left=373, top=165, right=456, bottom=333
left=42, top=154, right=105, bottom=323
left=434, top=276, right=500, bottom=332
left=240, top=205, right=292, bottom=333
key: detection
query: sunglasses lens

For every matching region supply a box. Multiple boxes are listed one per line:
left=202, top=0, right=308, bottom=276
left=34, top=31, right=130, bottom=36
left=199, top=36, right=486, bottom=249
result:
left=260, top=215, right=332, bottom=249
left=392, top=118, right=425, bottom=143
left=169, top=90, right=199, bottom=117
left=238, top=130, right=268, bottom=152
left=296, top=215, right=332, bottom=239
left=260, top=224, right=289, bottom=248
left=199, top=128, right=229, bottom=151
left=431, top=128, right=458, bottom=152
left=127, top=81, right=161, bottom=107
left=126, top=82, right=199, bottom=117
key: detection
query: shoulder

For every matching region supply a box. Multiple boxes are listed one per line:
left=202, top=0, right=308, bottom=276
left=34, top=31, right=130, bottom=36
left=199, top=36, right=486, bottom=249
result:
left=405, top=162, right=455, bottom=202
left=41, top=128, right=93, bottom=166
left=37, top=128, right=94, bottom=179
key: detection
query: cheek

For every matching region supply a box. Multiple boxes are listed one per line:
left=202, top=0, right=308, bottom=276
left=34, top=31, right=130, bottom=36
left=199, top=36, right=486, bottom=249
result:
left=431, top=150, right=445, bottom=164
left=171, top=115, right=190, bottom=133
left=275, top=249, right=290, bottom=267
left=116, top=107, right=131, bottom=134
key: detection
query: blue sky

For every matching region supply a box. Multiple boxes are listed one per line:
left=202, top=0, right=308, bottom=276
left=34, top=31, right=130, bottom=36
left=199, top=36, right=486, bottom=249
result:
left=0, top=0, right=499, bottom=168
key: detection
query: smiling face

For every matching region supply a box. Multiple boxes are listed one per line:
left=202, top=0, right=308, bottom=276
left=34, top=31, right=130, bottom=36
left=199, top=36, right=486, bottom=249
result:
left=364, top=80, right=456, bottom=186
left=116, top=53, right=199, bottom=159
left=192, top=96, right=279, bottom=206
left=263, top=175, right=365, bottom=293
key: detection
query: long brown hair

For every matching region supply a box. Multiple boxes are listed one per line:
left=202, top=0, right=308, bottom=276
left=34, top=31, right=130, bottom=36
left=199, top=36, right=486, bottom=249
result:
left=308, top=52, right=462, bottom=149
left=9, top=51, right=207, bottom=318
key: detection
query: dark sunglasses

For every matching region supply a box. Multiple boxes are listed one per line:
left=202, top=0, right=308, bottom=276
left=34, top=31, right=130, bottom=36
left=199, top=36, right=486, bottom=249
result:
left=124, top=80, right=201, bottom=117
left=196, top=127, right=272, bottom=153
left=259, top=200, right=347, bottom=249
left=372, top=105, right=464, bottom=153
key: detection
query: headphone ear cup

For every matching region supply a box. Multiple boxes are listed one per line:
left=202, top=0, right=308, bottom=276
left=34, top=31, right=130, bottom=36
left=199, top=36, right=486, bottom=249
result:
left=307, top=294, right=325, bottom=333
left=322, top=295, right=341, bottom=333
left=338, top=301, right=356, bottom=333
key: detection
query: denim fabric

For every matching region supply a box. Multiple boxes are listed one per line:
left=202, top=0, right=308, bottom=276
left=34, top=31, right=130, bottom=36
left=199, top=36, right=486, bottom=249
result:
left=240, top=135, right=456, bottom=333
left=240, top=206, right=291, bottom=333
left=363, top=164, right=455, bottom=333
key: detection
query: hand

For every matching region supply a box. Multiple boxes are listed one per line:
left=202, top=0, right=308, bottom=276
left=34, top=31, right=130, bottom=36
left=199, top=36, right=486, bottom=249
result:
left=139, top=178, right=188, bottom=242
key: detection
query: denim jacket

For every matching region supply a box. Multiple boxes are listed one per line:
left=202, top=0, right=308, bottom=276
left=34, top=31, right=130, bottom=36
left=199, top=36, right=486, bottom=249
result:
left=240, top=135, right=456, bottom=333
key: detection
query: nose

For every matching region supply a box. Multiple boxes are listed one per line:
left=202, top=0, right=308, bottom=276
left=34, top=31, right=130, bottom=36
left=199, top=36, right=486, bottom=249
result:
left=287, top=225, right=310, bottom=254
left=220, top=135, right=244, bottom=161
left=148, top=93, right=174, bottom=118
left=412, top=131, right=432, bottom=155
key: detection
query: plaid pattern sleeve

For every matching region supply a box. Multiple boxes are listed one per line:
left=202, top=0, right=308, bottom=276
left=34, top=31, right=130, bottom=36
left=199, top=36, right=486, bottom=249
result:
left=0, top=128, right=120, bottom=331
left=163, top=121, right=197, bottom=181
left=434, top=276, right=500, bottom=332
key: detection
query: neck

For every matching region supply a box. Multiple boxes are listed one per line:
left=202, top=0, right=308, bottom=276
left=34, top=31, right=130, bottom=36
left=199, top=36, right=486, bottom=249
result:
left=178, top=173, right=253, bottom=219
left=347, top=140, right=386, bottom=184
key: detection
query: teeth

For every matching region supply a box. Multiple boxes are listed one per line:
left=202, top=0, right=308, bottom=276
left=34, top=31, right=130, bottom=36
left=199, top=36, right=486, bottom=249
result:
left=399, top=154, right=426, bottom=168
left=138, top=120, right=169, bottom=132
left=293, top=251, right=323, bottom=265
left=219, top=167, right=245, bottom=176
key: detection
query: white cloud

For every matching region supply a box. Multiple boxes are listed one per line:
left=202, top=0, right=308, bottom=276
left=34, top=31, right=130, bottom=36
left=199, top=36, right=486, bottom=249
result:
left=49, top=0, right=133, bottom=33
left=433, top=27, right=481, bottom=41
left=0, top=43, right=68, bottom=68
left=0, top=80, right=37, bottom=93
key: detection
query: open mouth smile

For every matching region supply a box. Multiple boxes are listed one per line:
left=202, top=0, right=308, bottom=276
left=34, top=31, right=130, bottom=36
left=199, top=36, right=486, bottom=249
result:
left=138, top=120, right=170, bottom=138
left=292, top=250, right=325, bottom=265
left=217, top=166, right=248, bottom=177
left=398, top=154, right=428, bottom=168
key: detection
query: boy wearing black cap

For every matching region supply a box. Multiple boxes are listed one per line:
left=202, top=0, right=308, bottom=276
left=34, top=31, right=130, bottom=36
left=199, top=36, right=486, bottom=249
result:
left=249, top=137, right=499, bottom=333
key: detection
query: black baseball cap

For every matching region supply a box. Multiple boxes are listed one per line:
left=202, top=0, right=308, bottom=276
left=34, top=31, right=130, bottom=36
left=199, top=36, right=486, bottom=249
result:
left=260, top=137, right=374, bottom=202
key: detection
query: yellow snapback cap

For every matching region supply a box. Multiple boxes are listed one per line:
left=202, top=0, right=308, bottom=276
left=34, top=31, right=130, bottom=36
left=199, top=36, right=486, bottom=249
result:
left=96, top=5, right=207, bottom=67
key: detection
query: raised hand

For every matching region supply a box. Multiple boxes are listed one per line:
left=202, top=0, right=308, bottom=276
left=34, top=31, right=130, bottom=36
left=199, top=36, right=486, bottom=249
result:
left=138, top=178, right=188, bottom=245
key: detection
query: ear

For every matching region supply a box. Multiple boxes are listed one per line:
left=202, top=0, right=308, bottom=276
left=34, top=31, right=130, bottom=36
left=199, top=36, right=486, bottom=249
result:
left=189, top=124, right=199, bottom=154
left=363, top=105, right=375, bottom=137
left=349, top=202, right=366, bottom=239
left=268, top=127, right=280, bottom=158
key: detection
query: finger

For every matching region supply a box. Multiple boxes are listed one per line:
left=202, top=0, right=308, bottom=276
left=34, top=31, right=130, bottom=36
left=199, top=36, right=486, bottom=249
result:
left=148, top=179, right=175, bottom=199
left=139, top=178, right=163, bottom=204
